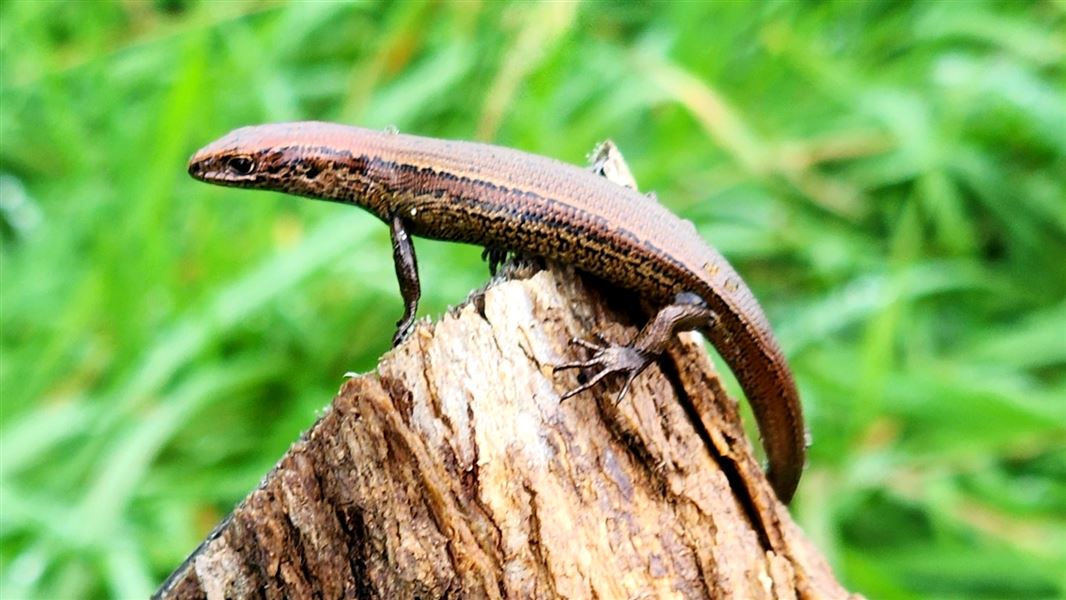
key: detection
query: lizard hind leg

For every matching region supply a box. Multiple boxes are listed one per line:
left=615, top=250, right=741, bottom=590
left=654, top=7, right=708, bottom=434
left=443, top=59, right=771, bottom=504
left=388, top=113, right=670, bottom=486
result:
left=555, top=293, right=716, bottom=403
left=556, top=337, right=655, bottom=403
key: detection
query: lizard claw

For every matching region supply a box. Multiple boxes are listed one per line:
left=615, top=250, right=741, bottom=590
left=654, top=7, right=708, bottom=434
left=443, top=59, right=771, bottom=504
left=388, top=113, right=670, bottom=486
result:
left=556, top=335, right=654, bottom=403
left=481, top=247, right=510, bottom=276
left=392, top=318, right=416, bottom=346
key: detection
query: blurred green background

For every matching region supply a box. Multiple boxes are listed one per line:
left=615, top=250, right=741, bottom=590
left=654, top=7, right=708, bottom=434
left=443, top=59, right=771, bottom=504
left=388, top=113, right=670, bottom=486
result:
left=2, top=1, right=1064, bottom=598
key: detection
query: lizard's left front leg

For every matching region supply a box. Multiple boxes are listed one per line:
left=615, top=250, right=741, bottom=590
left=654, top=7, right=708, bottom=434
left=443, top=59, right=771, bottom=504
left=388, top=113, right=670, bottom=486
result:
left=390, top=214, right=421, bottom=346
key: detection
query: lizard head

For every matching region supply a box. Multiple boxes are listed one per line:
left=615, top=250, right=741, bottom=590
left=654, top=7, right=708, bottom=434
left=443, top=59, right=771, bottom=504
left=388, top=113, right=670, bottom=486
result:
left=187, top=122, right=351, bottom=198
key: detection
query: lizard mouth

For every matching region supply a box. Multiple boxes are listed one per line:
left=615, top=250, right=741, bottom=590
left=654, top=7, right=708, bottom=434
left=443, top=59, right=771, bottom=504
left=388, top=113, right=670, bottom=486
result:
left=187, top=155, right=207, bottom=180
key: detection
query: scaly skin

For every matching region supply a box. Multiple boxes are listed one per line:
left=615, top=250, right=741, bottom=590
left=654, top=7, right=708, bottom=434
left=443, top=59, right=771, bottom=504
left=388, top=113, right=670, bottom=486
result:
left=188, top=122, right=806, bottom=503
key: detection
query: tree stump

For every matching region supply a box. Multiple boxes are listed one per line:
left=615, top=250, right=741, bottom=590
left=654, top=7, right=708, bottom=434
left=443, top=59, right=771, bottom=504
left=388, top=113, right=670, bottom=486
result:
left=154, top=262, right=856, bottom=599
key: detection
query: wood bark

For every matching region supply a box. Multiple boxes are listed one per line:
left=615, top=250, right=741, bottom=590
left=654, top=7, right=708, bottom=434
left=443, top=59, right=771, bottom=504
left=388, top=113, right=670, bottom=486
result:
left=154, top=263, right=857, bottom=599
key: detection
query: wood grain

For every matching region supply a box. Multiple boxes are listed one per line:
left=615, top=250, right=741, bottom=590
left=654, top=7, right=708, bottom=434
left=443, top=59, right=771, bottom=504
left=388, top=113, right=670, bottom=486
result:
left=154, top=265, right=856, bottom=599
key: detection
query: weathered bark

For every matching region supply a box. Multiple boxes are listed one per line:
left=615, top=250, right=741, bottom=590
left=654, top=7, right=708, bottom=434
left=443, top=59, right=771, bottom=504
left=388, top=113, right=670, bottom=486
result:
left=154, top=262, right=857, bottom=600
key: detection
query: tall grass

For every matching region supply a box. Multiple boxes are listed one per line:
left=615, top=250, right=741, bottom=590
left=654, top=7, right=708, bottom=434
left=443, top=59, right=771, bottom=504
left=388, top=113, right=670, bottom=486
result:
left=2, top=2, right=1063, bottom=598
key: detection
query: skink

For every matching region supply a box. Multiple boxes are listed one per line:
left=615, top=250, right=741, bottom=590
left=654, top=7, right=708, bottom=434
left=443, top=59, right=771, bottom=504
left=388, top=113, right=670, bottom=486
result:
left=188, top=122, right=806, bottom=503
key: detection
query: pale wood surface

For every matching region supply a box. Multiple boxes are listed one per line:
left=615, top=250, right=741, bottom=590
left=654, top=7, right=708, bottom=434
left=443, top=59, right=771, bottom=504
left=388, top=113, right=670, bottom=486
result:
left=154, top=264, right=856, bottom=599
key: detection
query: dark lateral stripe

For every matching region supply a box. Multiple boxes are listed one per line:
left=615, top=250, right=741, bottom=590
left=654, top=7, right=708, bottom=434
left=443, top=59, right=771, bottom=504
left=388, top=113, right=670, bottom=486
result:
left=306, top=149, right=701, bottom=300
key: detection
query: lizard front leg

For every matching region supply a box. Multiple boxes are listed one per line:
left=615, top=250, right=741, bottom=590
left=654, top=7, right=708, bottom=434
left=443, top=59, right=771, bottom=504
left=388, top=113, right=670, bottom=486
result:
left=390, top=214, right=421, bottom=346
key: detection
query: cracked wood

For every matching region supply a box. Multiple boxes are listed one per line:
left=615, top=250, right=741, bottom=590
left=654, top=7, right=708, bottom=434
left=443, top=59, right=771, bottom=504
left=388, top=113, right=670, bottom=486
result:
left=154, top=266, right=855, bottom=600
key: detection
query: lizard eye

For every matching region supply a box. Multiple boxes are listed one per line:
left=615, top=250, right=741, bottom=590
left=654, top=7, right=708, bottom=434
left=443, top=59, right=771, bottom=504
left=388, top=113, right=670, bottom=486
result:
left=225, top=155, right=256, bottom=176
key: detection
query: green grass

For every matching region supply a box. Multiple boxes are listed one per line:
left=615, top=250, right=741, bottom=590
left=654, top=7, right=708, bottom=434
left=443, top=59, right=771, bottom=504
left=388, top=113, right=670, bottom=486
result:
left=2, top=1, right=1064, bottom=598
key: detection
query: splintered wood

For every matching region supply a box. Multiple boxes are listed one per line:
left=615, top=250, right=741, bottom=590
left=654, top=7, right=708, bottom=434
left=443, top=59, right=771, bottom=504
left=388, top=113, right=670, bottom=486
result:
left=155, top=266, right=855, bottom=600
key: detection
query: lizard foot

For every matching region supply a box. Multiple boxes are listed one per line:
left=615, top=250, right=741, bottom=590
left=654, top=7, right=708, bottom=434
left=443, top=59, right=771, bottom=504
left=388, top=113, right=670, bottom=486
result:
left=480, top=247, right=510, bottom=276
left=392, top=318, right=416, bottom=347
left=556, top=334, right=655, bottom=403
